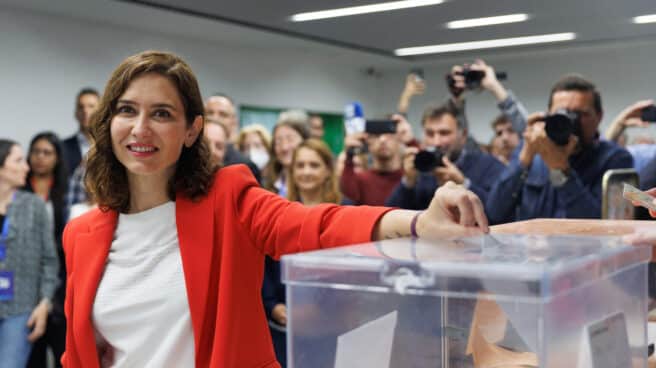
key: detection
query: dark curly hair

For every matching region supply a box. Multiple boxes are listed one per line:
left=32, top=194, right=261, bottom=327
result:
left=85, top=50, right=214, bottom=213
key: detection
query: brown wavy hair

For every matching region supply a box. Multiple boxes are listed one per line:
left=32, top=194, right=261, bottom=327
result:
left=263, top=120, right=309, bottom=193
left=85, top=50, right=214, bottom=213
left=287, top=139, right=341, bottom=204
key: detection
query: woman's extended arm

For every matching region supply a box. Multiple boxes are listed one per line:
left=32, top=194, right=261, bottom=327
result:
left=373, top=181, right=488, bottom=241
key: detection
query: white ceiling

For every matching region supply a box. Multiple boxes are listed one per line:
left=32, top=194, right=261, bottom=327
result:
left=3, top=0, right=656, bottom=63
left=0, top=0, right=407, bottom=67
left=130, top=0, right=656, bottom=59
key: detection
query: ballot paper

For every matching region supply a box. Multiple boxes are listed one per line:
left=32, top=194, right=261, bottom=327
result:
left=623, top=183, right=656, bottom=211
left=334, top=311, right=398, bottom=368
left=577, top=312, right=631, bottom=368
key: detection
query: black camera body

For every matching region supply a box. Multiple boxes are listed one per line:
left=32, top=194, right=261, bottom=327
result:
left=447, top=68, right=508, bottom=90
left=544, top=109, right=581, bottom=146
left=414, top=148, right=444, bottom=172
left=346, top=120, right=397, bottom=156
left=365, top=120, right=397, bottom=135
left=642, top=105, right=656, bottom=122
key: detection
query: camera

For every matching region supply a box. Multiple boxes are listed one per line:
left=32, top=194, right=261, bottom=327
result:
left=414, top=148, right=444, bottom=172
left=462, top=68, right=507, bottom=89
left=447, top=67, right=507, bottom=90
left=365, top=120, right=397, bottom=135
left=346, top=120, right=397, bottom=156
left=544, top=109, right=581, bottom=146
left=642, top=105, right=656, bottom=122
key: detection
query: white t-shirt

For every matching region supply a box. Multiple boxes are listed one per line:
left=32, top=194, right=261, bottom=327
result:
left=92, top=201, right=194, bottom=367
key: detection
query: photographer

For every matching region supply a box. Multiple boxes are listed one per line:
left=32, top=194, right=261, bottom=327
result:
left=486, top=75, right=633, bottom=224
left=386, top=104, right=504, bottom=210
left=447, top=59, right=528, bottom=154
left=604, top=99, right=656, bottom=172
left=340, top=129, right=403, bottom=205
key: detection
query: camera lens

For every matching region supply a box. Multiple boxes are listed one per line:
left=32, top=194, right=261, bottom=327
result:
left=544, top=109, right=580, bottom=146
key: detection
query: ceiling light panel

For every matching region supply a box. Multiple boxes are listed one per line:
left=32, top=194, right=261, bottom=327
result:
left=395, top=32, right=576, bottom=56
left=633, top=14, right=656, bottom=24
left=290, top=0, right=444, bottom=22
left=446, top=14, right=530, bottom=29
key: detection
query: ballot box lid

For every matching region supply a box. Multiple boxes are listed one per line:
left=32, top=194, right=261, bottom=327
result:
left=281, top=234, right=650, bottom=301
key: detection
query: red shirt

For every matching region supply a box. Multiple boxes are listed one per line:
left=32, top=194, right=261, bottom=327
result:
left=61, top=165, right=391, bottom=368
left=340, top=157, right=403, bottom=206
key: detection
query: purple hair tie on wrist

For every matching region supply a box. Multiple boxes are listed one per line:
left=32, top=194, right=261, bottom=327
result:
left=410, top=212, right=422, bottom=238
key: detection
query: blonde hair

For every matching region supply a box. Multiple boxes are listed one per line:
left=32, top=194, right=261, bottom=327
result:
left=236, top=124, right=271, bottom=153
left=287, top=139, right=341, bottom=204
left=278, top=109, right=309, bottom=126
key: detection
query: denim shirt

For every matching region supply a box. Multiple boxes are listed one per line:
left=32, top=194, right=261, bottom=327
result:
left=485, top=140, right=634, bottom=224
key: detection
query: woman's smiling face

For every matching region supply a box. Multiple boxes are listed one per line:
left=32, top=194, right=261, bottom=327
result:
left=110, top=73, right=200, bottom=181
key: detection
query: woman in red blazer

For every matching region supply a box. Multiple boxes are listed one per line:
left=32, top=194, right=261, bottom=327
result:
left=61, top=50, right=489, bottom=368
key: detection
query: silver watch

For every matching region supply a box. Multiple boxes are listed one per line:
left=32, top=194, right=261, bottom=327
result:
left=549, top=169, right=569, bottom=187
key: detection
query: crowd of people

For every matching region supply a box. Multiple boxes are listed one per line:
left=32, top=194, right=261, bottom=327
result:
left=1, top=50, right=656, bottom=368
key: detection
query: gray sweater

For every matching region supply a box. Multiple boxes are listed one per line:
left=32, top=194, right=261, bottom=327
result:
left=0, top=190, right=59, bottom=317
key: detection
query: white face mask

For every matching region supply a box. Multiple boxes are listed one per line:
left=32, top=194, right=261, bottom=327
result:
left=248, top=148, right=270, bottom=170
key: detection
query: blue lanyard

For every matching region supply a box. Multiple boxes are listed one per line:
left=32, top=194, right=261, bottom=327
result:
left=0, top=193, right=15, bottom=246
left=0, top=213, right=8, bottom=245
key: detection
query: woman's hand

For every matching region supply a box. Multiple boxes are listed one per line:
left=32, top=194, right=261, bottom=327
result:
left=374, top=182, right=488, bottom=241
left=27, top=299, right=50, bottom=342
left=416, top=181, right=488, bottom=240
left=271, top=303, right=287, bottom=326
left=631, top=187, right=656, bottom=218
left=624, top=187, right=656, bottom=246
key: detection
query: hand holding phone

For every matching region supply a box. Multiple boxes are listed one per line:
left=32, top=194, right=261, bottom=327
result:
left=404, top=69, right=426, bottom=97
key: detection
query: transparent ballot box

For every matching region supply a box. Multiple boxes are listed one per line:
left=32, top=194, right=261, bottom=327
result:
left=281, top=235, right=650, bottom=368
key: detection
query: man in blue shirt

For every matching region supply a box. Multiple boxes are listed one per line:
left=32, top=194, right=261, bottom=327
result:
left=386, top=104, right=505, bottom=209
left=486, top=75, right=633, bottom=224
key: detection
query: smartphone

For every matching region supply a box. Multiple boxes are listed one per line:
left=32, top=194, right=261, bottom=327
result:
left=365, top=120, right=397, bottom=135
left=602, top=169, right=639, bottom=219
left=641, top=105, right=656, bottom=122
left=344, top=102, right=365, bottom=135
left=410, top=68, right=424, bottom=81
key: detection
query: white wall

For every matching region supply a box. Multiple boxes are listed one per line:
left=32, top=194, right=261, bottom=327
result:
left=0, top=4, right=395, bottom=149
left=377, top=39, right=656, bottom=145
left=3, top=2, right=656, bottom=151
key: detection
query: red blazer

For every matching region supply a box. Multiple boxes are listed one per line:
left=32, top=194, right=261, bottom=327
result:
left=61, top=165, right=391, bottom=368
